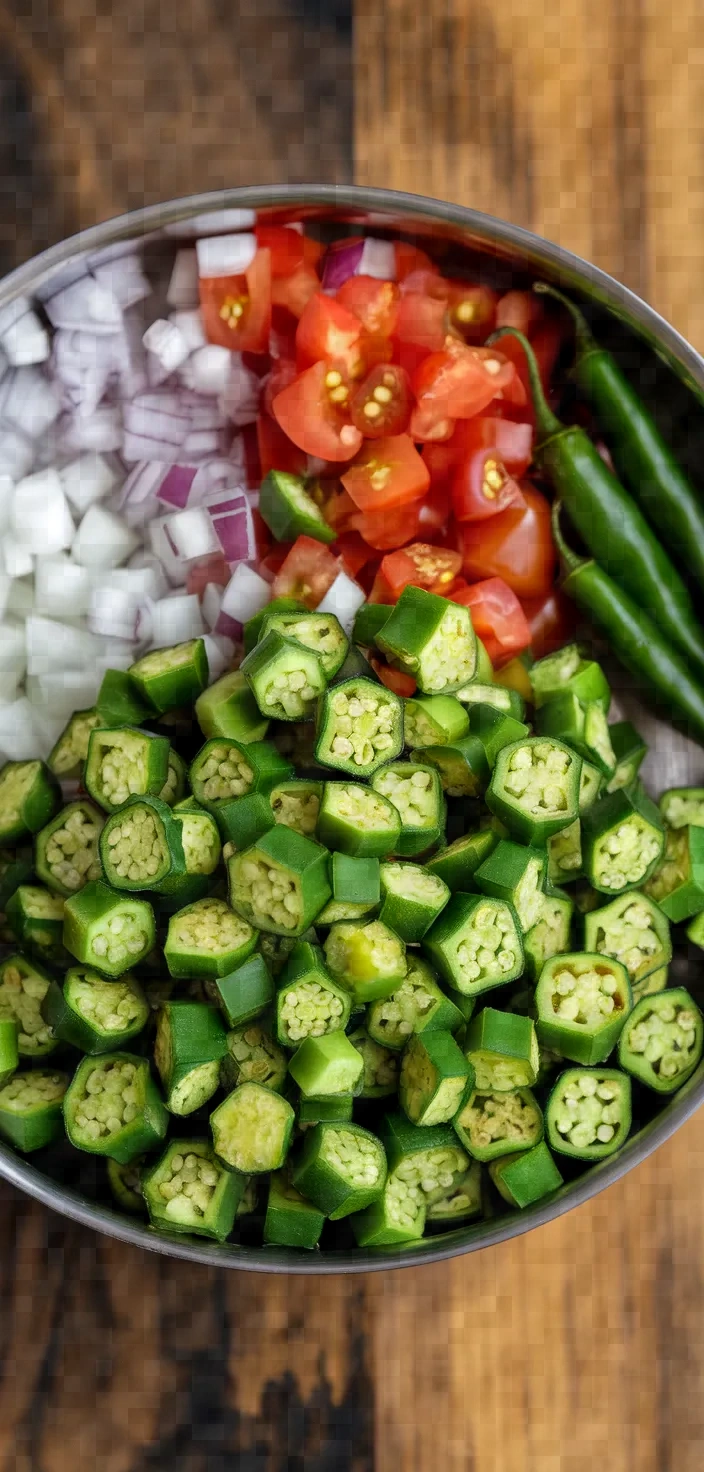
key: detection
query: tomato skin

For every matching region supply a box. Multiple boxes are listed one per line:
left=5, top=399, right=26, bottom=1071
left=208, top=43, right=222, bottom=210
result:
left=341, top=434, right=430, bottom=513
left=255, top=226, right=305, bottom=276
left=256, top=411, right=308, bottom=480
left=380, top=542, right=462, bottom=599
left=199, top=248, right=272, bottom=353
left=458, top=484, right=556, bottom=600
left=371, top=658, right=417, bottom=698
left=451, top=449, right=525, bottom=523
left=410, top=341, right=519, bottom=438
left=271, top=536, right=340, bottom=608
left=336, top=276, right=400, bottom=338
left=453, top=416, right=534, bottom=477
left=521, top=587, right=577, bottom=658
left=186, top=553, right=232, bottom=596
left=393, top=292, right=448, bottom=376
left=417, top=482, right=451, bottom=539
left=350, top=363, right=412, bottom=439
left=334, top=531, right=376, bottom=578
left=272, top=362, right=363, bottom=463
left=295, top=293, right=364, bottom=375
left=450, top=576, right=532, bottom=667
left=351, top=498, right=423, bottom=552
left=263, top=357, right=298, bottom=417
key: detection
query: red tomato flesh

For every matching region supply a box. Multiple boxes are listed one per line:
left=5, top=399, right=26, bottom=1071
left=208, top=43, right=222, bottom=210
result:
left=410, top=341, right=519, bottom=438
left=370, top=658, right=417, bottom=697
left=521, top=587, right=577, bottom=658
left=341, top=434, right=430, bottom=512
left=256, top=411, right=308, bottom=480
left=350, top=363, right=412, bottom=439
left=272, top=362, right=363, bottom=463
left=296, top=293, right=365, bottom=376
left=199, top=248, right=272, bottom=354
left=336, top=276, right=400, bottom=338
left=350, top=498, right=423, bottom=551
left=458, top=483, right=556, bottom=600
left=380, top=543, right=462, bottom=599
left=450, top=577, right=532, bottom=666
left=271, top=536, right=340, bottom=608
left=451, top=449, right=525, bottom=523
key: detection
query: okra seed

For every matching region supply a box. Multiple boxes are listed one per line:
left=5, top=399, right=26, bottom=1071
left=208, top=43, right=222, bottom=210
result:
left=624, top=1001, right=699, bottom=1081
left=169, top=898, right=254, bottom=956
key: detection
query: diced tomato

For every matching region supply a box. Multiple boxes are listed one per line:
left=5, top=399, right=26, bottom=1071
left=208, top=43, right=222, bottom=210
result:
left=451, top=449, right=525, bottom=523
left=296, top=293, right=365, bottom=376
left=260, top=544, right=293, bottom=583
left=269, top=311, right=299, bottom=362
left=417, top=482, right=452, bottom=539
left=350, top=498, right=423, bottom=552
left=350, top=363, right=412, bottom=439
left=199, top=247, right=272, bottom=354
left=410, top=340, right=520, bottom=439
left=336, top=276, right=400, bottom=338
left=380, top=543, right=462, bottom=599
left=450, top=576, right=532, bottom=667
left=446, top=282, right=499, bottom=341
left=272, top=362, right=363, bottom=463
left=335, top=531, right=376, bottom=579
left=256, top=411, right=308, bottom=480
left=458, top=483, right=556, bottom=600
left=263, top=357, right=298, bottom=417
left=521, top=587, right=577, bottom=658
left=320, top=486, right=358, bottom=535
left=271, top=536, right=340, bottom=608
left=371, top=658, right=417, bottom=698
left=341, top=434, right=430, bottom=513
left=271, top=265, right=321, bottom=319
left=495, top=290, right=542, bottom=335
left=394, top=242, right=439, bottom=281
left=422, top=438, right=461, bottom=494
left=186, top=553, right=232, bottom=596
left=368, top=566, right=396, bottom=603
left=255, top=226, right=306, bottom=277
left=453, top=416, right=534, bottom=477
left=393, top=292, right=448, bottom=376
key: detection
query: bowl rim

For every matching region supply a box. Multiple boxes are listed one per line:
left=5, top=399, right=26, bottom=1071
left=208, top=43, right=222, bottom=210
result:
left=3, top=181, right=704, bottom=1273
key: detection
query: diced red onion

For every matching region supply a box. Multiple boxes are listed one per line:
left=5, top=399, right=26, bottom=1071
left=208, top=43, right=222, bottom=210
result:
left=59, top=452, right=121, bottom=515
left=218, top=357, right=260, bottom=427
left=143, top=319, right=190, bottom=380
left=220, top=563, right=271, bottom=623
left=71, top=504, right=139, bottom=569
left=166, top=209, right=255, bottom=238
left=167, top=251, right=199, bottom=310
left=321, top=239, right=366, bottom=291
left=181, top=345, right=232, bottom=397
left=169, top=309, right=207, bottom=351
left=59, top=404, right=123, bottom=454
left=196, top=234, right=257, bottom=280
left=0, top=369, right=61, bottom=437
left=156, top=465, right=198, bottom=510
left=91, top=253, right=151, bottom=311
left=202, top=632, right=234, bottom=679
left=0, top=297, right=50, bottom=367
left=211, top=508, right=254, bottom=564
left=52, top=330, right=123, bottom=417
left=166, top=506, right=221, bottom=561
left=214, top=609, right=242, bottom=642
left=114, top=311, right=149, bottom=400
left=12, top=468, right=75, bottom=555
left=43, top=275, right=123, bottom=334
left=316, top=571, right=365, bottom=633
left=34, top=555, right=94, bottom=619
left=118, top=461, right=172, bottom=528
left=147, top=517, right=189, bottom=587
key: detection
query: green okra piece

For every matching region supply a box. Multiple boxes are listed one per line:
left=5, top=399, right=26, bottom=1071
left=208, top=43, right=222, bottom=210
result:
left=99, top=794, right=187, bottom=893
left=64, top=1053, right=168, bottom=1163
left=42, top=967, right=149, bottom=1055
left=463, top=1007, right=539, bottom=1090
left=403, top=694, right=470, bottom=749
left=275, top=939, right=350, bottom=1049
left=475, top=839, right=547, bottom=933
left=425, top=829, right=498, bottom=892
left=84, top=727, right=171, bottom=815
left=288, top=1030, right=364, bottom=1098
left=455, top=682, right=526, bottom=720
left=522, top=887, right=574, bottom=982
left=545, top=1067, right=631, bottom=1160
left=296, top=1092, right=355, bottom=1123
left=347, top=1026, right=399, bottom=1099
left=220, top=1019, right=287, bottom=1093
left=583, top=891, right=671, bottom=991
left=189, top=736, right=293, bottom=811
left=659, top=788, right=704, bottom=830
left=260, top=609, right=349, bottom=679
left=259, top=468, right=336, bottom=546
left=378, top=862, right=450, bottom=943
left=154, top=1000, right=228, bottom=1114
left=164, top=897, right=258, bottom=979
left=0, top=759, right=60, bottom=844
left=535, top=951, right=632, bottom=1065
left=488, top=1140, right=563, bottom=1209
left=143, top=1138, right=245, bottom=1241
left=242, top=630, right=327, bottom=722
left=258, top=930, right=316, bottom=980
left=536, top=692, right=616, bottom=779
left=64, top=881, right=156, bottom=977
left=317, top=781, right=401, bottom=859
left=350, top=1173, right=427, bottom=1245
left=606, top=721, right=647, bottom=793
left=97, top=669, right=152, bottom=727
left=352, top=1110, right=471, bottom=1240
left=529, top=644, right=611, bottom=711
left=618, top=987, right=704, bottom=1094
left=0, top=1068, right=69, bottom=1152
left=323, top=918, right=407, bottom=1005
left=399, top=1029, right=473, bottom=1126
left=0, top=954, right=56, bottom=1058
left=352, top=604, right=394, bottom=647
left=422, top=892, right=524, bottom=997
left=153, top=875, right=212, bottom=917
left=547, top=819, right=582, bottom=886
left=0, top=849, right=33, bottom=916
left=292, top=1120, right=387, bottom=1219
left=211, top=1080, right=295, bottom=1173
left=170, top=799, right=221, bottom=876
left=243, top=596, right=306, bottom=655
left=425, top=1161, right=483, bottom=1226
left=466, top=704, right=531, bottom=767
left=376, top=585, right=478, bottom=695
left=107, top=1155, right=147, bottom=1214
left=314, top=899, right=378, bottom=925
left=263, top=1166, right=326, bottom=1249
left=35, top=800, right=104, bottom=898
left=195, top=669, right=270, bottom=743
left=270, top=780, right=323, bottom=837
left=486, top=737, right=582, bottom=846
left=159, top=749, right=187, bottom=807
left=631, top=963, right=669, bottom=1004
left=128, top=638, right=209, bottom=713
left=371, top=760, right=445, bottom=857
left=579, top=760, right=604, bottom=814
left=6, top=885, right=66, bottom=965
left=228, top=825, right=331, bottom=937
left=331, top=646, right=377, bottom=686
left=454, top=1085, right=543, bottom=1162
left=366, top=953, right=463, bottom=1051
left=213, top=792, right=276, bottom=849
left=582, top=786, right=665, bottom=896
left=646, top=824, right=704, bottom=921
left=331, top=853, right=380, bottom=907
left=411, top=736, right=490, bottom=798
left=48, top=708, right=104, bottom=780
left=0, top=1019, right=18, bottom=1085
left=214, top=954, right=275, bottom=1028
left=315, top=676, right=404, bottom=778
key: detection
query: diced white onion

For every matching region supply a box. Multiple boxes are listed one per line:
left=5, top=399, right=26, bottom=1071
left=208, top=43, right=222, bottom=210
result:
left=71, top=505, right=139, bottom=569
left=0, top=297, right=51, bottom=367
left=34, top=555, right=93, bottom=618
left=167, top=251, right=199, bottom=309
left=218, top=357, right=261, bottom=426
left=358, top=238, right=397, bottom=280
left=90, top=253, right=151, bottom=310
left=169, top=309, right=208, bottom=351
left=147, top=517, right=189, bottom=587
left=0, top=621, right=27, bottom=678
left=201, top=582, right=223, bottom=631
left=165, top=209, right=256, bottom=237
left=165, top=506, right=220, bottom=561
left=1, top=536, right=33, bottom=580
left=6, top=577, right=34, bottom=621
left=0, top=368, right=61, bottom=437
left=0, top=423, right=34, bottom=481
left=196, top=234, right=257, bottom=279
left=88, top=582, right=140, bottom=641
left=202, top=632, right=234, bottom=678
left=33, top=669, right=101, bottom=721
left=0, top=574, right=10, bottom=621
left=0, top=698, right=43, bottom=760
left=220, top=563, right=271, bottom=623
left=126, top=549, right=169, bottom=600
left=147, top=593, right=205, bottom=648
left=58, top=452, right=120, bottom=514
left=60, top=404, right=123, bottom=454
left=11, top=468, right=74, bottom=555
left=181, top=345, right=232, bottom=397
left=316, top=571, right=365, bottom=633
left=25, top=615, right=102, bottom=676
left=143, top=319, right=190, bottom=378
left=43, top=275, right=123, bottom=334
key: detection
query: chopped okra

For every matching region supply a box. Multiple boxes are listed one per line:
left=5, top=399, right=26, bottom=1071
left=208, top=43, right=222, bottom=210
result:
left=546, top=1068, right=631, bottom=1160
left=317, top=781, right=401, bottom=858
left=64, top=1053, right=168, bottom=1162
left=35, top=801, right=104, bottom=897
left=582, top=787, right=665, bottom=896
left=535, top=952, right=632, bottom=1065
left=188, top=737, right=254, bottom=804
left=324, top=918, right=407, bottom=1004
left=606, top=722, right=647, bottom=794
left=292, top=1121, right=386, bottom=1219
left=288, top=1030, right=364, bottom=1098
left=632, top=963, right=669, bottom=1004
left=43, top=968, right=149, bottom=1054
left=487, top=738, right=582, bottom=846
left=367, top=953, right=463, bottom=1050
left=523, top=889, right=574, bottom=982
left=220, top=1021, right=288, bottom=1093
left=64, top=881, right=156, bottom=977
left=0, top=955, right=56, bottom=1056
left=128, top=638, right=209, bottom=714
left=547, top=818, right=582, bottom=885
left=228, top=825, right=331, bottom=936
left=399, top=1030, right=473, bottom=1126
left=242, top=630, right=327, bottom=721
left=164, top=897, right=257, bottom=979
left=618, top=988, right=704, bottom=1093
left=411, top=736, right=489, bottom=798
left=454, top=1086, right=543, bottom=1162
left=107, top=1155, right=147, bottom=1214
left=276, top=939, right=350, bottom=1048
left=100, top=795, right=186, bottom=893
left=378, top=862, right=450, bottom=943
left=536, top=692, right=616, bottom=778
left=154, top=1001, right=227, bottom=1114
left=331, top=852, right=380, bottom=907
left=377, top=585, right=477, bottom=694
left=48, top=708, right=104, bottom=780
left=584, top=892, right=671, bottom=989
left=371, top=761, right=445, bottom=857
left=579, top=760, right=604, bottom=814
left=489, top=1141, right=564, bottom=1209
left=475, top=840, right=546, bottom=933
left=214, top=954, right=275, bottom=1029
left=645, top=825, right=704, bottom=921
left=0, top=1019, right=18, bottom=1086
left=530, top=645, right=610, bottom=711
left=403, top=694, right=470, bottom=750
left=270, top=780, right=322, bottom=836
left=171, top=800, right=221, bottom=875
left=260, top=610, right=349, bottom=679
left=425, top=1162, right=483, bottom=1225
left=263, top=1167, right=326, bottom=1250
left=143, top=1139, right=245, bottom=1241
left=211, top=1081, right=295, bottom=1173
left=6, top=885, right=66, bottom=964
left=195, top=669, right=270, bottom=744
left=315, top=677, right=403, bottom=777
left=423, top=893, right=524, bottom=997
left=0, top=1069, right=69, bottom=1152
left=425, top=829, right=497, bottom=892
left=348, top=1026, right=399, bottom=1097
left=159, top=749, right=187, bottom=807
left=381, top=1112, right=470, bottom=1205
left=659, top=787, right=704, bottom=830
left=0, top=759, right=60, bottom=844
left=84, top=728, right=171, bottom=814
left=463, top=1007, right=539, bottom=1090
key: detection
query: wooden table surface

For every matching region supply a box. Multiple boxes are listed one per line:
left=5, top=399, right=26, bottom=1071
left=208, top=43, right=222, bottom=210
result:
left=2, top=1, right=704, bottom=1466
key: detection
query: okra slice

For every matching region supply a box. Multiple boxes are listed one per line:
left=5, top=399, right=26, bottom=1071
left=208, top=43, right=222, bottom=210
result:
left=463, top=1008, right=539, bottom=1090
left=276, top=939, right=351, bottom=1048
left=523, top=889, right=574, bottom=982
left=579, top=760, right=604, bottom=814
left=259, top=468, right=336, bottom=545
left=425, top=1161, right=483, bottom=1226
left=159, top=749, right=187, bottom=807
left=423, top=893, right=524, bottom=997
left=215, top=793, right=276, bottom=849
left=100, top=794, right=186, bottom=893
left=164, top=897, right=257, bottom=980
left=530, top=644, right=611, bottom=711
left=315, top=899, right=377, bottom=925
left=195, top=669, right=269, bottom=743
left=270, top=780, right=323, bottom=837
left=486, top=738, right=582, bottom=846
left=318, top=781, right=401, bottom=859
left=367, top=953, right=463, bottom=1051
left=243, top=595, right=304, bottom=653
left=0, top=1019, right=18, bottom=1085
left=350, top=1172, right=427, bottom=1245
left=228, top=825, right=331, bottom=936
left=107, top=1155, right=147, bottom=1213
left=35, top=800, right=103, bottom=898
left=352, top=603, right=393, bottom=647
left=0, top=760, right=60, bottom=844
left=536, top=693, right=616, bottom=778
left=263, top=1167, right=326, bottom=1249
left=410, top=737, right=489, bottom=798
left=348, top=1025, right=399, bottom=1098
left=261, top=609, right=349, bottom=679
left=0, top=955, right=56, bottom=1057
left=84, top=727, right=171, bottom=815
left=660, top=788, right=704, bottom=830
left=143, top=1138, right=244, bottom=1241
left=211, top=1080, right=295, bottom=1172
left=214, top=954, right=274, bottom=1028
left=606, top=721, right=647, bottom=794
left=64, top=1053, right=168, bottom=1162
left=64, top=881, right=156, bottom=977
left=377, top=585, right=478, bottom=694
left=535, top=952, right=632, bottom=1065
left=323, top=919, right=407, bottom=1004
left=403, top=694, right=470, bottom=749
left=378, top=862, right=450, bottom=943
left=6, top=885, right=66, bottom=965
left=488, top=1141, right=563, bottom=1209
left=48, top=708, right=104, bottom=780
left=331, top=852, right=380, bottom=907
left=0, top=1068, right=68, bottom=1152
left=455, top=681, right=526, bottom=720
left=189, top=736, right=288, bottom=810
left=297, top=1092, right=355, bottom=1124
left=43, top=967, right=148, bottom=1054
left=371, top=761, right=445, bottom=857
left=0, top=850, right=33, bottom=918
left=220, top=1020, right=288, bottom=1093
left=315, top=677, right=403, bottom=778
left=584, top=892, right=671, bottom=991
left=171, top=799, right=221, bottom=875
left=582, top=787, right=665, bottom=896
left=547, top=819, right=582, bottom=885
left=425, top=829, right=498, bottom=892
left=466, top=704, right=531, bottom=767
left=454, top=1085, right=543, bottom=1162
left=475, top=840, right=546, bottom=933
left=546, top=1067, right=632, bottom=1160
left=618, top=987, right=704, bottom=1093
left=292, top=1121, right=387, bottom=1219
left=97, top=669, right=152, bottom=727
left=399, top=1030, right=473, bottom=1125
left=154, top=1000, right=227, bottom=1114
left=380, top=1111, right=470, bottom=1221
left=645, top=825, right=704, bottom=921
left=128, top=637, right=209, bottom=713
left=632, top=963, right=669, bottom=1004
left=242, top=630, right=327, bottom=723
left=289, top=1030, right=364, bottom=1098
left=258, top=930, right=314, bottom=979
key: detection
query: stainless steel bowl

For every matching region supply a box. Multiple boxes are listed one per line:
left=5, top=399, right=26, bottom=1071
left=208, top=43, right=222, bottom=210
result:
left=2, top=184, right=704, bottom=1273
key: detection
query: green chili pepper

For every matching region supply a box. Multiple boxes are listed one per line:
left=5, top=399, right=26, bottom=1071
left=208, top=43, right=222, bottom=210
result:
left=259, top=469, right=337, bottom=545
left=545, top=1066, right=632, bottom=1161
left=489, top=327, right=704, bottom=679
